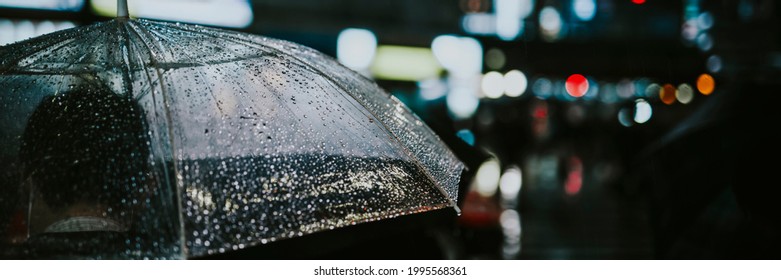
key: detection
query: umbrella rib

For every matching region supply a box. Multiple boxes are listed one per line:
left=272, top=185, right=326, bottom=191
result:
left=126, top=21, right=189, bottom=257
left=0, top=38, right=77, bottom=74
left=140, top=25, right=233, bottom=116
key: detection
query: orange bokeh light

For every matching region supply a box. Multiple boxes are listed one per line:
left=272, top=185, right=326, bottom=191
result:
left=697, top=74, right=715, bottom=95
left=660, top=84, right=677, bottom=105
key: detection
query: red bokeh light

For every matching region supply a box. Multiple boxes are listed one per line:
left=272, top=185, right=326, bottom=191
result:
left=565, top=74, right=589, bottom=98
left=632, top=0, right=646, bottom=4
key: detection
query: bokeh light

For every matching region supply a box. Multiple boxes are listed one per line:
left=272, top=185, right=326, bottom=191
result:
left=482, top=71, right=505, bottom=98
left=660, top=84, right=677, bottom=105
left=583, top=78, right=599, bottom=100
left=634, top=99, right=652, bottom=124
left=539, top=6, right=563, bottom=41
left=573, top=0, right=597, bottom=21
left=532, top=77, right=553, bottom=99
left=697, top=73, right=715, bottom=95
left=475, top=158, right=501, bottom=197
left=564, top=156, right=583, bottom=196
left=485, top=48, right=507, bottom=70
left=0, top=20, right=12, bottom=45
left=447, top=87, right=481, bottom=119
left=14, top=20, right=35, bottom=42
left=499, top=166, right=523, bottom=202
left=696, top=33, right=713, bottom=52
left=697, top=12, right=714, bottom=30
left=616, top=79, right=635, bottom=99
left=618, top=108, right=633, bottom=127
left=706, top=55, right=723, bottom=73
left=456, top=129, right=476, bottom=146
left=645, top=83, right=661, bottom=99
left=676, top=83, right=694, bottom=104
left=565, top=74, right=589, bottom=98
left=418, top=78, right=447, bottom=101
left=500, top=209, right=522, bottom=259
left=337, top=28, right=377, bottom=71
left=681, top=19, right=699, bottom=41
left=432, top=35, right=484, bottom=78
left=495, top=0, right=525, bottom=40
left=462, top=13, right=496, bottom=35
left=599, top=83, right=619, bottom=103
left=503, top=70, right=528, bottom=97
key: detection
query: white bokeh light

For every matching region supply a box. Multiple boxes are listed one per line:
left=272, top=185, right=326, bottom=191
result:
left=475, top=158, right=502, bottom=197
left=447, top=87, right=480, bottom=119
left=432, top=35, right=483, bottom=78
left=634, top=99, right=653, bottom=124
left=337, top=28, right=377, bottom=71
left=503, top=70, right=528, bottom=97
left=573, top=0, right=597, bottom=21
left=482, top=71, right=505, bottom=99
left=676, top=84, right=694, bottom=104
left=499, top=166, right=523, bottom=202
left=539, top=6, right=563, bottom=41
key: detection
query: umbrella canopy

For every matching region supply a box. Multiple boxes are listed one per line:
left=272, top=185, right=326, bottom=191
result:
left=0, top=3, right=463, bottom=259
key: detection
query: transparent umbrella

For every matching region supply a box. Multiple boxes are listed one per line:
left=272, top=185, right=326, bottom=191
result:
left=0, top=1, right=463, bottom=259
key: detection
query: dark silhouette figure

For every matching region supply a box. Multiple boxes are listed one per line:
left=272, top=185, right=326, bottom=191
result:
left=20, top=82, right=152, bottom=258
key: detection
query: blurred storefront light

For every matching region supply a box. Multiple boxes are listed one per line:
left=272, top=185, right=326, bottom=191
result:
left=369, top=45, right=442, bottom=82
left=0, top=0, right=84, bottom=11
left=0, top=19, right=76, bottom=46
left=91, top=0, right=253, bottom=28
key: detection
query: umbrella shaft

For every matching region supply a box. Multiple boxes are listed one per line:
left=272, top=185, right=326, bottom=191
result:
left=117, top=0, right=129, bottom=18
